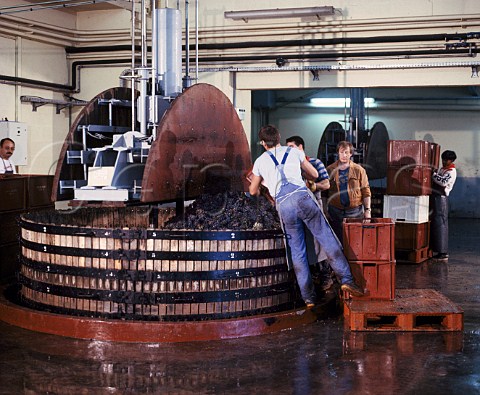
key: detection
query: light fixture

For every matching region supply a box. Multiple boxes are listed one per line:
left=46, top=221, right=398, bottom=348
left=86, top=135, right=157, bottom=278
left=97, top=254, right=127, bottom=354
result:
left=224, top=7, right=335, bottom=22
left=310, top=98, right=376, bottom=108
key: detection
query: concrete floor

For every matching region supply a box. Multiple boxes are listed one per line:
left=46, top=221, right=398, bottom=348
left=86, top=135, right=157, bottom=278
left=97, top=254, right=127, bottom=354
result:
left=0, top=218, right=479, bottom=394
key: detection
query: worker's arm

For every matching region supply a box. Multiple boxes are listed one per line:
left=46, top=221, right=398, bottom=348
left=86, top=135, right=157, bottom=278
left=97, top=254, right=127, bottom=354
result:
left=301, top=160, right=319, bottom=181
left=248, top=174, right=263, bottom=196
left=316, top=178, right=330, bottom=191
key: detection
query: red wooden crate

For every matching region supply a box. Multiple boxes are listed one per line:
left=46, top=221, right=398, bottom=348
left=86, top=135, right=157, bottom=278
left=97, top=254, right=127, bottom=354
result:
left=343, top=218, right=395, bottom=261
left=430, top=143, right=441, bottom=169
left=386, top=165, right=432, bottom=196
left=344, top=260, right=396, bottom=300
left=395, top=247, right=431, bottom=264
left=395, top=222, right=430, bottom=250
left=387, top=140, right=431, bottom=167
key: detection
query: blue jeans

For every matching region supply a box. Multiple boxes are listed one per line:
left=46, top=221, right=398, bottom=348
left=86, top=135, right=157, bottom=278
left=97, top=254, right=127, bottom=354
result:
left=327, top=205, right=364, bottom=244
left=277, top=184, right=355, bottom=303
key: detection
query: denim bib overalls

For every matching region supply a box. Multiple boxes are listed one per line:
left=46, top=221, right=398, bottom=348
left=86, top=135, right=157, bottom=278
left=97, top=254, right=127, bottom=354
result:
left=267, top=148, right=354, bottom=302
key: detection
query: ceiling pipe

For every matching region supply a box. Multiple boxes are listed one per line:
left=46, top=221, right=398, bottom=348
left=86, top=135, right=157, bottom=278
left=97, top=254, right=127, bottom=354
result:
left=3, top=12, right=480, bottom=36
left=0, top=58, right=132, bottom=92
left=0, top=14, right=128, bottom=35
left=3, top=56, right=480, bottom=94
left=60, top=27, right=480, bottom=58
left=0, top=0, right=120, bottom=15
left=186, top=48, right=480, bottom=63
left=0, top=20, right=130, bottom=45
left=196, top=60, right=480, bottom=73
left=2, top=13, right=480, bottom=47
left=191, top=32, right=480, bottom=50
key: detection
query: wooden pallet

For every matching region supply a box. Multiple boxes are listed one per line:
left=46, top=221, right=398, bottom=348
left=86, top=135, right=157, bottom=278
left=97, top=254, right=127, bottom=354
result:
left=395, top=246, right=431, bottom=264
left=344, top=288, right=463, bottom=332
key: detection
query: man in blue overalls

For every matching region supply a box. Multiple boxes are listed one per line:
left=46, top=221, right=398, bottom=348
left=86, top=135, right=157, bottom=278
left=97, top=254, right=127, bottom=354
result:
left=249, top=125, right=363, bottom=308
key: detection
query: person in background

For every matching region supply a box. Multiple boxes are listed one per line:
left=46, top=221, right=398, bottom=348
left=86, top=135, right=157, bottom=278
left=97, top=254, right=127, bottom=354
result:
left=249, top=125, right=364, bottom=308
left=431, top=150, right=457, bottom=262
left=0, top=138, right=16, bottom=175
left=326, top=141, right=371, bottom=243
left=285, top=135, right=334, bottom=291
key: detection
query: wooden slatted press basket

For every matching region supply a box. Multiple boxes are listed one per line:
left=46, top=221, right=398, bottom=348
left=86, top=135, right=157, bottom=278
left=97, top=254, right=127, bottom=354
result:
left=18, top=208, right=301, bottom=321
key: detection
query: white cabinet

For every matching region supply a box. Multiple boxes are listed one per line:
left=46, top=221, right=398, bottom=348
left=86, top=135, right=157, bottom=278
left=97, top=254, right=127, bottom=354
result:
left=0, top=121, right=28, bottom=166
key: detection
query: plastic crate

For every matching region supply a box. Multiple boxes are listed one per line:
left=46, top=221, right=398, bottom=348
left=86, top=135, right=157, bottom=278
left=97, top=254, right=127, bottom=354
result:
left=395, top=222, right=430, bottom=250
left=386, top=165, right=432, bottom=196
left=343, top=218, right=395, bottom=261
left=344, top=260, right=396, bottom=300
left=383, top=195, right=429, bottom=224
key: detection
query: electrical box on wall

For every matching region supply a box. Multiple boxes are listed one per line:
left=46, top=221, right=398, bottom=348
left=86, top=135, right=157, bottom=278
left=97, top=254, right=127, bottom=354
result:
left=236, top=108, right=246, bottom=121
left=0, top=121, right=28, bottom=166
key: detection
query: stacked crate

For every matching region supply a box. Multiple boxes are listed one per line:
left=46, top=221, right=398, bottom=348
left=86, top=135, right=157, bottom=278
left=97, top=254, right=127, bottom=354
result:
left=342, top=218, right=396, bottom=300
left=342, top=217, right=464, bottom=332
left=383, top=140, right=440, bottom=263
left=0, top=175, right=54, bottom=283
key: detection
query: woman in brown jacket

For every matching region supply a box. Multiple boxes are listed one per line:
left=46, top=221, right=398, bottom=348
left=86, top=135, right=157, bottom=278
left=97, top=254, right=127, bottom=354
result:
left=326, top=141, right=371, bottom=243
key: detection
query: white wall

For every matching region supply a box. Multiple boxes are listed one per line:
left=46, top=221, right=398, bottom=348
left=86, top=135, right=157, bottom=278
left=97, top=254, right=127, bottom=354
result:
left=0, top=36, right=16, bottom=120
left=0, top=35, right=71, bottom=174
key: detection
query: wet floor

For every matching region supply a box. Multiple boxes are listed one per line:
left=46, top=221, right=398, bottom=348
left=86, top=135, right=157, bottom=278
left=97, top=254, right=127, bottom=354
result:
left=0, top=218, right=479, bottom=394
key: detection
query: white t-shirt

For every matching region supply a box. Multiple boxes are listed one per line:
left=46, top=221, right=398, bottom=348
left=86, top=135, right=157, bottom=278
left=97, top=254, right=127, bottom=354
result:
left=0, top=158, right=16, bottom=174
left=252, top=146, right=306, bottom=198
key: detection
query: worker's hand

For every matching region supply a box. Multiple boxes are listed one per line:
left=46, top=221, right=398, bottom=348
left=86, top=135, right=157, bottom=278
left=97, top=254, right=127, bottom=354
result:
left=306, top=180, right=316, bottom=192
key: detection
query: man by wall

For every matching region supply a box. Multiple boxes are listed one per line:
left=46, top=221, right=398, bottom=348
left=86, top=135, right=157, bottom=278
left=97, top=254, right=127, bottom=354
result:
left=431, top=150, right=457, bottom=262
left=0, top=138, right=16, bottom=175
left=326, top=141, right=371, bottom=243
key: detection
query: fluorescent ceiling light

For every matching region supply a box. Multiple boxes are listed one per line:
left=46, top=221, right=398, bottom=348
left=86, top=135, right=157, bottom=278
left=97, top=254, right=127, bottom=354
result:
left=310, top=98, right=375, bottom=108
left=224, top=7, right=335, bottom=22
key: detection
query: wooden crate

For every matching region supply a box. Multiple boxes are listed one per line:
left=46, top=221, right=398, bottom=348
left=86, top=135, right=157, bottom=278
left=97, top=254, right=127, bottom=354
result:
left=386, top=165, right=432, bottom=196
left=0, top=176, right=26, bottom=212
left=0, top=242, right=20, bottom=282
left=345, top=260, right=395, bottom=300
left=0, top=210, right=22, bottom=245
left=396, top=246, right=431, bottom=264
left=343, top=218, right=395, bottom=261
left=26, top=175, right=54, bottom=209
left=395, top=222, right=430, bottom=251
left=344, top=288, right=463, bottom=331
left=387, top=140, right=432, bottom=167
